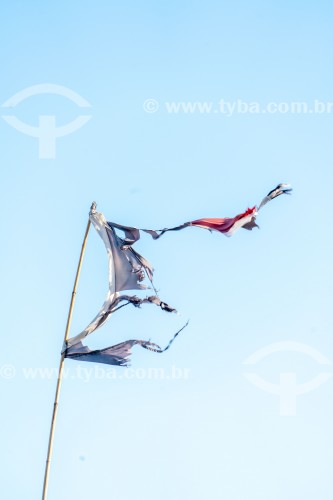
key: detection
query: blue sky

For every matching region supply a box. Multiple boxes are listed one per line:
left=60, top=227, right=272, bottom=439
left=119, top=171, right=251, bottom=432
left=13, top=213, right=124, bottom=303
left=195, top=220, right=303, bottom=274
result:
left=1, top=1, right=333, bottom=499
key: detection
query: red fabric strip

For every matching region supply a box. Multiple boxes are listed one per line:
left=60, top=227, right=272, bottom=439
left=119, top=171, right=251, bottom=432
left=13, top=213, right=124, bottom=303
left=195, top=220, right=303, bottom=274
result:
left=190, top=206, right=257, bottom=233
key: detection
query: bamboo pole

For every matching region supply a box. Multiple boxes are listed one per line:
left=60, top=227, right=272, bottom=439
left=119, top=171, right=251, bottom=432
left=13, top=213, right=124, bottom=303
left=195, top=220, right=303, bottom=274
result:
left=42, top=202, right=95, bottom=500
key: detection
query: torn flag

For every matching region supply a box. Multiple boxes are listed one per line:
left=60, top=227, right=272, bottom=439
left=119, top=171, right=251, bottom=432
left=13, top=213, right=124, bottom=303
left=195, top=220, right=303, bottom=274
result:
left=64, top=183, right=291, bottom=366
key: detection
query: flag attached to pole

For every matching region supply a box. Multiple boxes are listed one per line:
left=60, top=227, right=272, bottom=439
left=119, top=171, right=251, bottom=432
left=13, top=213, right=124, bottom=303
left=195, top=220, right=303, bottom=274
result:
left=64, top=183, right=291, bottom=366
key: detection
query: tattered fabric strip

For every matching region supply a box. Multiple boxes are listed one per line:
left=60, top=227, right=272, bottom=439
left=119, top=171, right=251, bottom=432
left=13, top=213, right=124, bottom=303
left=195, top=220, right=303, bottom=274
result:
left=65, top=322, right=189, bottom=367
left=65, top=339, right=155, bottom=367
left=140, top=321, right=189, bottom=353
left=141, top=183, right=292, bottom=239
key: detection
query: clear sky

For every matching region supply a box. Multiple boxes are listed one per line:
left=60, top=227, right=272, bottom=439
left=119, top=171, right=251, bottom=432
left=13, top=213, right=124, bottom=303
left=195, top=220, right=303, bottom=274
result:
left=1, top=1, right=333, bottom=499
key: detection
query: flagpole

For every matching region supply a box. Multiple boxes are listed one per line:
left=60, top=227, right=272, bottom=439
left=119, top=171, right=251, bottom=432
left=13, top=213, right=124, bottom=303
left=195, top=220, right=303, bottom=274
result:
left=42, top=202, right=96, bottom=500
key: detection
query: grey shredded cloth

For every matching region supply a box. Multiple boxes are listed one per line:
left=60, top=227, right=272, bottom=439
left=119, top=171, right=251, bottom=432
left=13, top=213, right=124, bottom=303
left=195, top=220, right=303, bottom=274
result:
left=66, top=209, right=177, bottom=349
left=258, top=183, right=292, bottom=210
left=65, top=322, right=189, bottom=367
left=65, top=340, right=154, bottom=367
left=142, top=224, right=190, bottom=240
left=106, top=223, right=153, bottom=291
left=93, top=295, right=177, bottom=331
